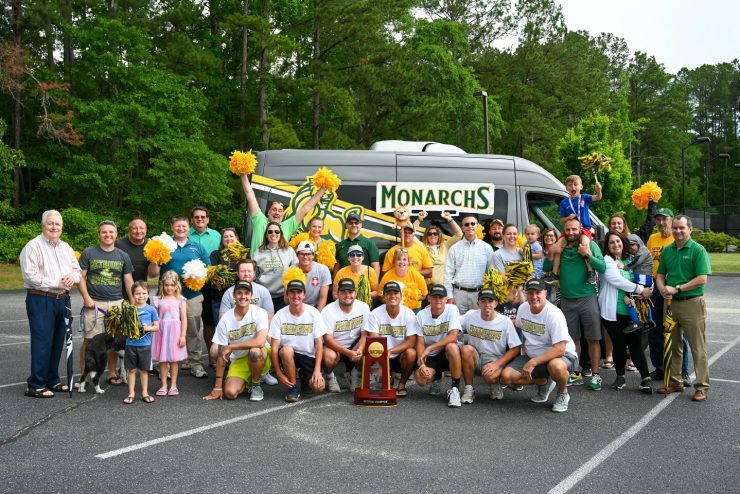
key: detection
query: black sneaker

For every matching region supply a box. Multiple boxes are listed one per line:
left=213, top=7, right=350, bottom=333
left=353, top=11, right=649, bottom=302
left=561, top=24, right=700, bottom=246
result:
left=640, top=377, right=653, bottom=394
left=643, top=320, right=657, bottom=331
left=623, top=322, right=641, bottom=334
left=611, top=376, right=626, bottom=390
left=649, top=370, right=662, bottom=380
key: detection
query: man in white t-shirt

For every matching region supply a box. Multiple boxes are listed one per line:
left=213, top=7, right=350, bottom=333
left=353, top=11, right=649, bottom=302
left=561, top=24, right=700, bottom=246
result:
left=269, top=279, right=327, bottom=402
left=366, top=281, right=419, bottom=397
left=321, top=278, right=371, bottom=392
left=414, top=284, right=463, bottom=407
left=203, top=280, right=271, bottom=402
left=460, top=288, right=521, bottom=404
left=295, top=241, right=331, bottom=310
left=218, top=260, right=274, bottom=320
left=500, top=278, right=579, bottom=413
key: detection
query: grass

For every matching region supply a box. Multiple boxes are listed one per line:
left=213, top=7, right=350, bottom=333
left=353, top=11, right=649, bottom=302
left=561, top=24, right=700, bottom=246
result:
left=0, top=264, right=24, bottom=291
left=709, top=253, right=740, bottom=273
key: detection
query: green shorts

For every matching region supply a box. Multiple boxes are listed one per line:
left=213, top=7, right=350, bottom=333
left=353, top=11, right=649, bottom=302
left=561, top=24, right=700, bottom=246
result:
left=226, top=346, right=272, bottom=383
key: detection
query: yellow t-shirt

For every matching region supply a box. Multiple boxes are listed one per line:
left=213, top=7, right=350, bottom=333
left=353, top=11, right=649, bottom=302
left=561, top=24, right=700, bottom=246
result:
left=382, top=242, right=433, bottom=274
left=646, top=233, right=674, bottom=277
left=333, top=265, right=378, bottom=305
left=378, top=269, right=428, bottom=310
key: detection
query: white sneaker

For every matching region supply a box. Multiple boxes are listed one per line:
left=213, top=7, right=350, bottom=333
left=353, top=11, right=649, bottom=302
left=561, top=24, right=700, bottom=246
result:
left=249, top=384, right=264, bottom=401
left=489, top=382, right=504, bottom=400
left=327, top=375, right=341, bottom=393
left=531, top=379, right=556, bottom=403
left=350, top=368, right=361, bottom=390
left=461, top=385, right=475, bottom=404
left=552, top=392, right=570, bottom=413
left=429, top=380, right=442, bottom=395
left=261, top=373, right=278, bottom=385
left=447, top=387, right=461, bottom=407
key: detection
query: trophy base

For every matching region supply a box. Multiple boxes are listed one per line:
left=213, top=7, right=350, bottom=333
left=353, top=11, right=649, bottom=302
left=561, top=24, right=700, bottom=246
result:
left=353, top=388, right=397, bottom=407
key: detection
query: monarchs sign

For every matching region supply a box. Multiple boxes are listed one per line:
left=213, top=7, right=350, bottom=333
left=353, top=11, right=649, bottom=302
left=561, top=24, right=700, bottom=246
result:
left=376, top=182, right=495, bottom=214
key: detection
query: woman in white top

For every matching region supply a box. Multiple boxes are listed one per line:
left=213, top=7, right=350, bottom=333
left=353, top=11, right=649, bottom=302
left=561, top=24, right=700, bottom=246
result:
left=598, top=231, right=652, bottom=393
left=252, top=222, right=298, bottom=311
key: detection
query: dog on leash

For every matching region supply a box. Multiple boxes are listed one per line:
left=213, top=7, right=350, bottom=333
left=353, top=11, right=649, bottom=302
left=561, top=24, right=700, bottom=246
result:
left=78, top=333, right=125, bottom=394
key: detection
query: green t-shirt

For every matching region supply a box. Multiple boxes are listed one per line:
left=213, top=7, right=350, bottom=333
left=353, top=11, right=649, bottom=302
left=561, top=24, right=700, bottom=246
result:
left=188, top=227, right=222, bottom=255
left=249, top=212, right=298, bottom=256
left=335, top=235, right=380, bottom=269
left=559, top=240, right=606, bottom=299
left=616, top=269, right=633, bottom=316
left=657, top=238, right=711, bottom=297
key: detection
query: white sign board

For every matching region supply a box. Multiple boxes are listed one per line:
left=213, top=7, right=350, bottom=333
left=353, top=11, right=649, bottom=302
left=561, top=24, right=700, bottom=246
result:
left=376, top=182, right=495, bottom=214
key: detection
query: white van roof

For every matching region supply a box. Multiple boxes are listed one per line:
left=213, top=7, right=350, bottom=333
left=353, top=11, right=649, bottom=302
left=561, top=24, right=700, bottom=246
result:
left=369, top=140, right=467, bottom=154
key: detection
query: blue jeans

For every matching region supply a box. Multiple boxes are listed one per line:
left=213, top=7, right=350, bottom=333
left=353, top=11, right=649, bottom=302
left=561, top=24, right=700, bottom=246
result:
left=26, top=292, right=67, bottom=389
left=649, top=289, right=689, bottom=375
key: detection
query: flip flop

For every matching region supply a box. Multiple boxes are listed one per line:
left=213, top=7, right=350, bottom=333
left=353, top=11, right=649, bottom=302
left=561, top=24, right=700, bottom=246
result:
left=122, top=395, right=135, bottom=405
left=395, top=387, right=408, bottom=398
left=25, top=387, right=54, bottom=398
left=168, top=387, right=179, bottom=396
left=47, top=383, right=69, bottom=392
left=602, top=360, right=614, bottom=369
left=141, top=395, right=155, bottom=404
left=181, top=363, right=191, bottom=370
left=156, top=386, right=168, bottom=396
left=106, top=376, right=123, bottom=386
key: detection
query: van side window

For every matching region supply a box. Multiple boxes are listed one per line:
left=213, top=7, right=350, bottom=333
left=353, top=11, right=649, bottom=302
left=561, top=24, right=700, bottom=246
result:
left=416, top=190, right=508, bottom=236
left=527, top=193, right=563, bottom=234
left=336, top=185, right=376, bottom=210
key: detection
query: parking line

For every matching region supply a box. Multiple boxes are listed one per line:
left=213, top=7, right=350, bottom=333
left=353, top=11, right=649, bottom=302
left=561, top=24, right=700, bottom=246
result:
left=549, top=333, right=740, bottom=494
left=0, top=341, right=29, bottom=347
left=0, top=319, right=28, bottom=324
left=711, top=378, right=740, bottom=384
left=96, top=392, right=336, bottom=459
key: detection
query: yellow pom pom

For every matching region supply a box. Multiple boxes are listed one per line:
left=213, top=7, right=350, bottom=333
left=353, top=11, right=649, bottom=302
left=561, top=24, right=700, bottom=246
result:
left=516, top=233, right=527, bottom=250
left=283, top=265, right=307, bottom=289
left=579, top=152, right=612, bottom=174
left=229, top=149, right=257, bottom=176
left=631, top=181, right=662, bottom=210
left=477, top=224, right=484, bottom=240
left=316, top=240, right=337, bottom=269
left=222, top=241, right=250, bottom=264
left=143, top=239, right=172, bottom=265
left=402, top=282, right=422, bottom=309
left=311, top=166, right=342, bottom=192
left=184, top=277, right=207, bottom=292
left=289, top=231, right=311, bottom=250
left=74, top=250, right=81, bottom=261
left=483, top=267, right=509, bottom=303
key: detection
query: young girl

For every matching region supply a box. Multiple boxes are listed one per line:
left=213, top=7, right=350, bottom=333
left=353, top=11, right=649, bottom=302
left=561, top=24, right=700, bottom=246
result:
left=124, top=281, right=159, bottom=404
left=152, top=270, right=187, bottom=396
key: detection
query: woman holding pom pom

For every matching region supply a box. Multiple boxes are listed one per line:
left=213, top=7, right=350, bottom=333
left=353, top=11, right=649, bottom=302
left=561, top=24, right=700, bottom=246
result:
left=253, top=222, right=299, bottom=311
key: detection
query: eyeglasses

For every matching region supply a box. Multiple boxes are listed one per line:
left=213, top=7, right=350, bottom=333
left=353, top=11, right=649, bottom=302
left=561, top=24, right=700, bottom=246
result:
left=266, top=230, right=281, bottom=235
left=397, top=248, right=408, bottom=253
left=348, top=252, right=363, bottom=258
left=463, top=222, right=477, bottom=227
left=427, top=231, right=439, bottom=236
left=298, top=252, right=313, bottom=257
left=192, top=215, right=207, bottom=219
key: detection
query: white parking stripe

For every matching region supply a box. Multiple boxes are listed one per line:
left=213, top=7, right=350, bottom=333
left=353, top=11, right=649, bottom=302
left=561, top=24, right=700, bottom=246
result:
left=549, top=333, right=740, bottom=494
left=710, top=378, right=740, bottom=384
left=0, top=342, right=28, bottom=347
left=96, top=392, right=336, bottom=459
left=0, top=319, right=28, bottom=324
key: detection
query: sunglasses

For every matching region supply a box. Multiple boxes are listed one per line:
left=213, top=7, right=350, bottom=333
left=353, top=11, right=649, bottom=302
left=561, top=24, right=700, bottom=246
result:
left=348, top=252, right=363, bottom=258
left=463, top=222, right=477, bottom=227
left=427, top=231, right=439, bottom=236
left=266, top=230, right=281, bottom=235
left=298, top=252, right=313, bottom=256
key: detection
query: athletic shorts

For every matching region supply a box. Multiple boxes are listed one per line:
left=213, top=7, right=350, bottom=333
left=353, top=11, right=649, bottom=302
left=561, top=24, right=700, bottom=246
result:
left=293, top=352, right=317, bottom=380
left=124, top=345, right=152, bottom=372
left=561, top=295, right=602, bottom=341
left=226, top=347, right=272, bottom=383
left=466, top=346, right=505, bottom=374
left=424, top=352, right=450, bottom=381
left=507, top=354, right=578, bottom=379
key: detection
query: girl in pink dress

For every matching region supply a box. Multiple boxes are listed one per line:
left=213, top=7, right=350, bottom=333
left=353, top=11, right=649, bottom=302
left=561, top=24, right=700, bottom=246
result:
left=152, top=270, right=187, bottom=396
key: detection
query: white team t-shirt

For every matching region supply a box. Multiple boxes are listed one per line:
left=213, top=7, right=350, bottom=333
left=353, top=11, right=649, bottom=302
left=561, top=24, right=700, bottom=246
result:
left=515, top=301, right=576, bottom=359
left=213, top=305, right=270, bottom=361
left=461, top=309, right=521, bottom=357
left=321, top=300, right=371, bottom=349
left=303, top=262, right=332, bottom=307
left=219, top=282, right=274, bottom=317
left=415, top=304, right=461, bottom=356
left=268, top=304, right=327, bottom=358
left=367, top=305, right=419, bottom=358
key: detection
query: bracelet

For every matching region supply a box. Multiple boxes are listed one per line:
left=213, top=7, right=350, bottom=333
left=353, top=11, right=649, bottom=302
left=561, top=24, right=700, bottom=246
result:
left=213, top=387, right=222, bottom=391
left=215, top=375, right=223, bottom=379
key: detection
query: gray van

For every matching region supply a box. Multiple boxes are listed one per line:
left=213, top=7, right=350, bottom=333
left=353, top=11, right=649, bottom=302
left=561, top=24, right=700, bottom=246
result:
left=248, top=141, right=605, bottom=252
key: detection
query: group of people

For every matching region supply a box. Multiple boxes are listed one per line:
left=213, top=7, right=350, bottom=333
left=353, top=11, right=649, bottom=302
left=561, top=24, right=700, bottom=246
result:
left=20, top=171, right=712, bottom=411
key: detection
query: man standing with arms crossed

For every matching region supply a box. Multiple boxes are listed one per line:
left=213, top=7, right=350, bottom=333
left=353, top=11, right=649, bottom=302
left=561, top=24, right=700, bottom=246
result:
left=444, top=215, right=494, bottom=314
left=656, top=215, right=711, bottom=402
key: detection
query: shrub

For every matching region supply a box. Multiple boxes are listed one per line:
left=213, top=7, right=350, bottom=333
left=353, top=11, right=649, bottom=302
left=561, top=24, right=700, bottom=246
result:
left=0, top=221, right=41, bottom=263
left=693, top=231, right=736, bottom=253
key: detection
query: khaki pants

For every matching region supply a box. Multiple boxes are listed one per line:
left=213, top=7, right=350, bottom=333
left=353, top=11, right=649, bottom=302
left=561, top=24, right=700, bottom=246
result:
left=83, top=299, right=124, bottom=338
left=185, top=295, right=205, bottom=371
left=668, top=296, right=709, bottom=391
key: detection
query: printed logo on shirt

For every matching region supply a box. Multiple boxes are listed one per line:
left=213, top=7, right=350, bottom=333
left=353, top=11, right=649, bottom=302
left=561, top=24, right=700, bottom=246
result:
left=311, top=276, right=320, bottom=286
left=228, top=322, right=257, bottom=341
left=422, top=321, right=449, bottom=336
left=520, top=318, right=545, bottom=336
left=377, top=324, right=406, bottom=338
left=280, top=323, right=314, bottom=336
left=88, top=259, right=124, bottom=287
left=250, top=297, right=261, bottom=306
left=467, top=325, right=502, bottom=341
left=334, top=315, right=364, bottom=334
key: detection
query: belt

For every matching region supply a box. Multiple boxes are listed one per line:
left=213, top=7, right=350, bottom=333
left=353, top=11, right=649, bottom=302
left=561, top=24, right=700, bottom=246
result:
left=453, top=284, right=482, bottom=293
left=673, top=295, right=701, bottom=302
left=27, top=289, right=67, bottom=299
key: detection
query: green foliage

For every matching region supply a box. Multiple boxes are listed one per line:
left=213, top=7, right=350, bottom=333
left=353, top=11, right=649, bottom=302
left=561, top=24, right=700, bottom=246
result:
left=693, top=231, right=736, bottom=253
left=0, top=222, right=40, bottom=264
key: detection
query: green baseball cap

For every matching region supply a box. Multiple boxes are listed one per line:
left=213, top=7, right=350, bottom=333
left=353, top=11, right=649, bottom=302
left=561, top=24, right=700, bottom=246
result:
left=654, top=208, right=674, bottom=218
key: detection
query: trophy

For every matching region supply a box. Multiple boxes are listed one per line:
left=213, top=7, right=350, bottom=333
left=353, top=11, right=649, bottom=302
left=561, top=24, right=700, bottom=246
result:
left=354, top=337, right=397, bottom=407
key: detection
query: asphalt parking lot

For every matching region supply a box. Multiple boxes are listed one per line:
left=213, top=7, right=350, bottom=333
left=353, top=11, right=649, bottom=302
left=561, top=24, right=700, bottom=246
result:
left=1, top=277, right=739, bottom=493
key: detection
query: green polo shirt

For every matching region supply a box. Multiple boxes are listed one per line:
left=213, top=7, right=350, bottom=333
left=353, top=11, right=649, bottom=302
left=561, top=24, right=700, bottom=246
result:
left=335, top=234, right=380, bottom=269
left=188, top=227, right=222, bottom=255
left=657, top=238, right=711, bottom=297
left=559, top=240, right=606, bottom=299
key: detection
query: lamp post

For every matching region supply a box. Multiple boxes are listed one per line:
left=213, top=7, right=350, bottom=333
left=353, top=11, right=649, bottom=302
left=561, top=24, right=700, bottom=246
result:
left=473, top=91, right=489, bottom=154
left=681, top=136, right=711, bottom=214
left=705, top=152, right=730, bottom=231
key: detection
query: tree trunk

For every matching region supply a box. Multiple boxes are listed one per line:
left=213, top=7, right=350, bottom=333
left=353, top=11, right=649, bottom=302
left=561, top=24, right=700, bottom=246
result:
left=11, top=0, right=24, bottom=208
left=239, top=0, right=249, bottom=149
left=62, top=0, right=73, bottom=82
left=44, top=13, right=55, bottom=70
left=259, top=0, right=270, bottom=148
left=312, top=0, right=320, bottom=149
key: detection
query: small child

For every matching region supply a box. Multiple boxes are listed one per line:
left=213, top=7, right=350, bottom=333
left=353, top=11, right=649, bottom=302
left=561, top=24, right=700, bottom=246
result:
left=124, top=281, right=159, bottom=404
left=524, top=225, right=544, bottom=277
left=495, top=285, right=525, bottom=390
left=152, top=270, right=188, bottom=397
left=553, top=175, right=603, bottom=284
left=624, top=234, right=656, bottom=332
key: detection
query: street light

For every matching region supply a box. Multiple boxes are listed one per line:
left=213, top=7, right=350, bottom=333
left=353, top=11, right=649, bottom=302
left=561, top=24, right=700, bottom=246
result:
left=473, top=91, right=489, bottom=154
left=681, top=136, right=711, bottom=214
left=705, top=152, right=730, bottom=231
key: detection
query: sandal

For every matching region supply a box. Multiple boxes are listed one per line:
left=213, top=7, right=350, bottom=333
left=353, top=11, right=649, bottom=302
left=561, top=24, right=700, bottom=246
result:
left=626, top=363, right=638, bottom=373
left=141, top=395, right=155, bottom=404
left=181, top=363, right=191, bottom=370
left=156, top=386, right=168, bottom=396
left=168, top=387, right=179, bottom=396
left=25, top=387, right=54, bottom=398
left=602, top=360, right=614, bottom=369
left=395, top=387, right=408, bottom=398
left=106, top=376, right=123, bottom=386
left=47, top=383, right=69, bottom=392
left=122, top=395, right=135, bottom=405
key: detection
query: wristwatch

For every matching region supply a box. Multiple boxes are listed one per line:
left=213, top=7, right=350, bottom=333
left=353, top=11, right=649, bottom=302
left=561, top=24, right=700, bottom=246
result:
left=676, top=284, right=682, bottom=293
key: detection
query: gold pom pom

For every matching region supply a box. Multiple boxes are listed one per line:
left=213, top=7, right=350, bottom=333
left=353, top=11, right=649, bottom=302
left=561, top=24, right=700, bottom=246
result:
left=222, top=241, right=250, bottom=264
left=631, top=181, right=662, bottom=210
left=207, top=264, right=236, bottom=292
left=579, top=152, right=612, bottom=174
left=477, top=224, right=484, bottom=240
left=311, top=166, right=342, bottom=192
left=184, top=277, right=207, bottom=292
left=483, top=267, right=509, bottom=303
left=516, top=233, right=527, bottom=250
left=505, top=261, right=534, bottom=288
left=143, top=239, right=172, bottom=265
left=402, top=282, right=422, bottom=308
left=229, top=149, right=257, bottom=176
left=316, top=240, right=337, bottom=269
left=74, top=250, right=81, bottom=261
left=283, top=265, right=307, bottom=289
left=289, top=231, right=311, bottom=250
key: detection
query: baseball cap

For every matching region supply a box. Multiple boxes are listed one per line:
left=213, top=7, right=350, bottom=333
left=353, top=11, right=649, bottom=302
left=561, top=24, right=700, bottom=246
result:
left=490, top=218, right=505, bottom=227
left=478, top=288, right=497, bottom=301
left=286, top=280, right=306, bottom=292
left=234, top=280, right=252, bottom=292
left=347, top=213, right=362, bottom=223
left=296, top=241, right=315, bottom=254
left=383, top=281, right=402, bottom=294
left=348, top=245, right=363, bottom=255
left=428, top=284, right=447, bottom=297
left=524, top=278, right=547, bottom=292
left=337, top=278, right=356, bottom=292
left=654, top=208, right=674, bottom=218
left=403, top=224, right=415, bottom=233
